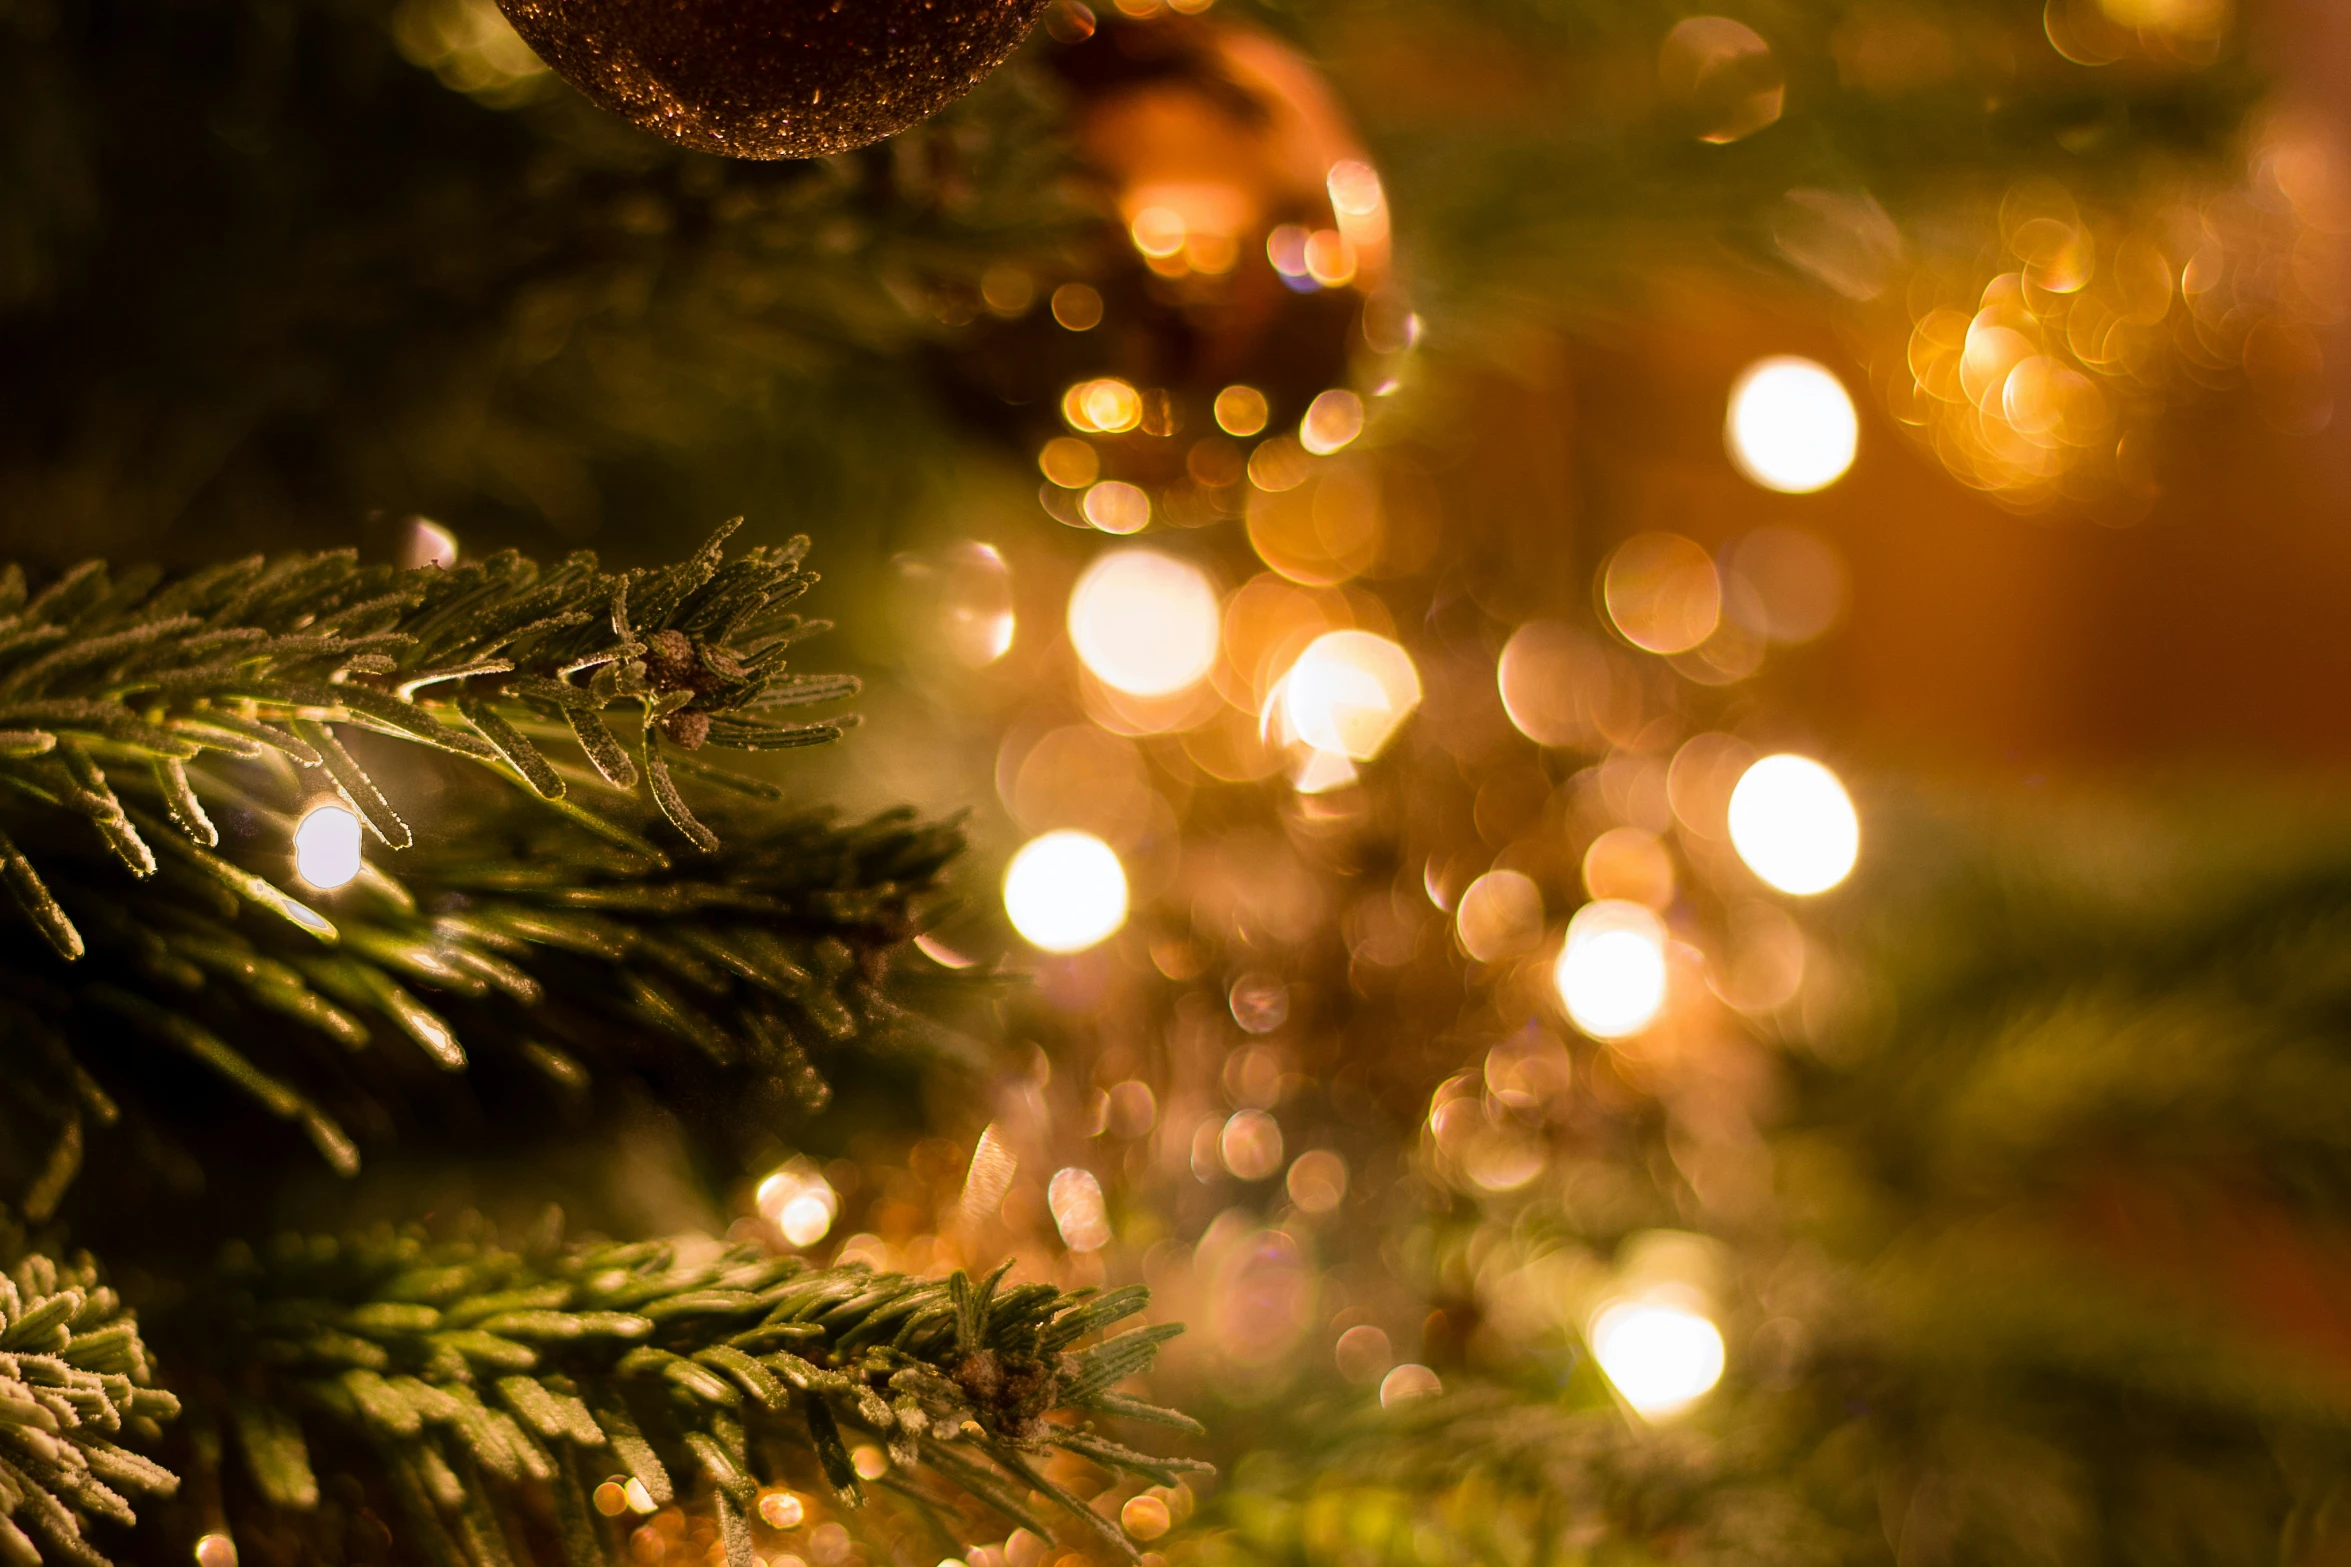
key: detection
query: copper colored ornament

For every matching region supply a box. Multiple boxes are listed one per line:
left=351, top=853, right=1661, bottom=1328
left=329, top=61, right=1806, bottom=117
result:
left=946, top=12, right=1409, bottom=530
left=496, top=0, right=1053, bottom=159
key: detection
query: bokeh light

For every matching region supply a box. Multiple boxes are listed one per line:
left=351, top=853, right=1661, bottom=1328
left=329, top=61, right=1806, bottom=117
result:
left=1719, top=528, right=1849, bottom=645
left=1455, top=869, right=1545, bottom=962
left=1039, top=437, right=1100, bottom=489
left=1602, top=534, right=1721, bottom=656
left=1003, top=830, right=1130, bottom=952
left=194, top=1534, right=240, bottom=1567
left=1727, top=754, right=1860, bottom=894
left=1063, top=377, right=1144, bottom=434
left=1725, top=356, right=1859, bottom=493
left=1590, top=1299, right=1727, bottom=1417
left=1659, top=16, right=1783, bottom=144
left=1082, top=480, right=1153, bottom=535
left=1271, top=630, right=1421, bottom=760
left=1582, top=826, right=1674, bottom=908
left=1221, top=1108, right=1285, bottom=1180
left=1299, top=389, right=1365, bottom=455
left=1067, top=548, right=1221, bottom=697
left=1216, top=385, right=1271, bottom=436
left=1335, top=1324, right=1393, bottom=1383
left=1121, top=1495, right=1172, bottom=1542
left=1554, top=900, right=1670, bottom=1040
left=1051, top=283, right=1104, bottom=331
left=898, top=541, right=1015, bottom=668
left=1497, top=620, right=1616, bottom=748
left=397, top=517, right=458, bottom=570
left=1379, top=1363, right=1442, bottom=1406
left=1286, top=1149, right=1348, bottom=1212
left=1048, top=1167, right=1111, bottom=1252
left=293, top=801, right=364, bottom=890
left=756, top=1164, right=840, bottom=1248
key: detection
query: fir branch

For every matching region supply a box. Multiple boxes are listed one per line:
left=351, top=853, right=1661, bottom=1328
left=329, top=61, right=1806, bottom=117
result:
left=0, top=1232, right=178, bottom=1567
left=175, top=1231, right=1197, bottom=1567
left=0, top=537, right=967, bottom=1210
left=0, top=527, right=856, bottom=918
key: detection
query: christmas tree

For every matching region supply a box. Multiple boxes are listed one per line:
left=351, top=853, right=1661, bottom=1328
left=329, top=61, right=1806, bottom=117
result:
left=6, top=0, right=2348, bottom=1563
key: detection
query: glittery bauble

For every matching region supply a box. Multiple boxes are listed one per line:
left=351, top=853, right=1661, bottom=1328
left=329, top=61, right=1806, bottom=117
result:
left=943, top=13, right=1413, bottom=536
left=495, top=0, right=1053, bottom=159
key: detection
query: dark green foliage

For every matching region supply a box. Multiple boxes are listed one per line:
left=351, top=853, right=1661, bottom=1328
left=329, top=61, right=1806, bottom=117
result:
left=0, top=1235, right=179, bottom=1567
left=176, top=1230, right=1203, bottom=1567
left=0, top=531, right=964, bottom=1211
left=0, top=0, right=1090, bottom=564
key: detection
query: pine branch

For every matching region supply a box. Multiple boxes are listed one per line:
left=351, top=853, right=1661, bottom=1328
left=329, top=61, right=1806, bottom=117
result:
left=0, top=523, right=848, bottom=913
left=0, top=535, right=971, bottom=1211
left=0, top=1230, right=178, bottom=1567
left=172, top=1231, right=1200, bottom=1567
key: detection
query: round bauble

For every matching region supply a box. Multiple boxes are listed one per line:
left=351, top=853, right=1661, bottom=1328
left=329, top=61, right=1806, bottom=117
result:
left=495, top=0, right=1053, bottom=159
left=943, top=11, right=1415, bottom=542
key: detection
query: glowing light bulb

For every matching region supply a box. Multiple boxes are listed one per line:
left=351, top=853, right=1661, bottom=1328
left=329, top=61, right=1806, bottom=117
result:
left=293, top=801, right=364, bottom=890
left=1726, top=754, right=1859, bottom=895
left=1004, top=830, right=1129, bottom=953
left=1271, top=630, right=1420, bottom=761
left=1554, top=900, right=1669, bottom=1040
left=1066, top=548, right=1221, bottom=697
left=194, top=1534, right=240, bottom=1567
left=1589, top=1299, right=1726, bottom=1417
left=1725, top=356, right=1858, bottom=493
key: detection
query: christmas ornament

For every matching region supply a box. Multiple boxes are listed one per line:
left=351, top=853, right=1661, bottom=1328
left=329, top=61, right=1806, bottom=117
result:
left=494, top=0, right=1052, bottom=159
left=944, top=11, right=1414, bottom=538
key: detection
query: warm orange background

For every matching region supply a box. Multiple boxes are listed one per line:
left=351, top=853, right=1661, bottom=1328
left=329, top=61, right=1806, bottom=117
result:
left=1505, top=0, right=2351, bottom=774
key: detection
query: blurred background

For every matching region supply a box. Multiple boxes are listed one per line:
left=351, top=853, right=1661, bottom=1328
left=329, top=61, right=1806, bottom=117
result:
left=20, top=0, right=2351, bottom=1559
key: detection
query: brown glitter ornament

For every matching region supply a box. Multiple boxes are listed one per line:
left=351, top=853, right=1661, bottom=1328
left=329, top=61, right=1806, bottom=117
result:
left=495, top=0, right=1053, bottom=159
left=944, top=12, right=1416, bottom=541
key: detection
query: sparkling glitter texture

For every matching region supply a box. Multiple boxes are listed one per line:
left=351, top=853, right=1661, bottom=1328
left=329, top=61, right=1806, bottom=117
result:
left=495, top=0, right=1053, bottom=159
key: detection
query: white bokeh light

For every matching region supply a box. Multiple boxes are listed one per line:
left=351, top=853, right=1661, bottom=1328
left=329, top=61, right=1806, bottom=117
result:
left=1003, top=830, right=1129, bottom=953
left=1066, top=548, right=1221, bottom=697
left=1048, top=1167, right=1112, bottom=1252
left=756, top=1164, right=840, bottom=1248
left=1554, top=900, right=1669, bottom=1040
left=1269, top=630, right=1422, bottom=761
left=1590, top=1299, right=1727, bottom=1418
left=293, top=801, right=364, bottom=890
left=1727, top=754, right=1860, bottom=895
left=1725, top=356, right=1859, bottom=494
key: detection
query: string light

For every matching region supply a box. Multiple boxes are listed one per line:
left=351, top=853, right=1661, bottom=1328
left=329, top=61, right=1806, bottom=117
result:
left=1727, top=754, right=1860, bottom=894
left=1725, top=356, right=1859, bottom=493
left=1589, top=1298, right=1726, bottom=1417
left=293, top=801, right=364, bottom=890
left=1003, top=830, right=1129, bottom=952
left=1554, top=900, right=1669, bottom=1040
left=1067, top=548, right=1221, bottom=697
